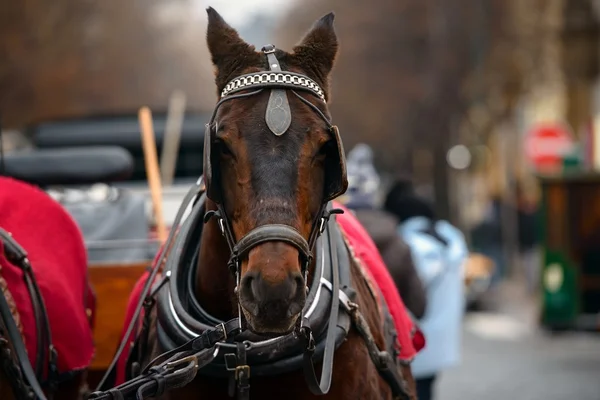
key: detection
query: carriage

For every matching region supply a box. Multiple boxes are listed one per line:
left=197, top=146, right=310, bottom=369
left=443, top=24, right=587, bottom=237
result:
left=538, top=171, right=600, bottom=331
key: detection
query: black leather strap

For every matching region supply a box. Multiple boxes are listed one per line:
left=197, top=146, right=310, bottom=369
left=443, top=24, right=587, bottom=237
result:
left=225, top=341, right=250, bottom=400
left=89, top=348, right=215, bottom=400
left=88, top=318, right=242, bottom=400
left=141, top=318, right=240, bottom=376
left=231, top=224, right=312, bottom=266
left=0, top=278, right=48, bottom=400
left=0, top=227, right=56, bottom=399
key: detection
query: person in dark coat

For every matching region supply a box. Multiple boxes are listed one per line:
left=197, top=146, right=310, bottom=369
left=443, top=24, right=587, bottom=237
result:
left=341, top=144, right=427, bottom=318
left=384, top=177, right=468, bottom=400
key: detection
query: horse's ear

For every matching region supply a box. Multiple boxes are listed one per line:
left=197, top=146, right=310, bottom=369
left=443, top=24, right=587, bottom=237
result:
left=292, top=13, right=338, bottom=84
left=206, top=7, right=258, bottom=86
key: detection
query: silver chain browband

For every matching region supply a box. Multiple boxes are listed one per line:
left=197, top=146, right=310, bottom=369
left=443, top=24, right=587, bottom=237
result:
left=221, top=71, right=326, bottom=101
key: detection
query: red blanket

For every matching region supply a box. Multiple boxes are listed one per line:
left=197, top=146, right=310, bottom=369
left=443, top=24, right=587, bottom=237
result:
left=0, top=177, right=95, bottom=374
left=333, top=202, right=425, bottom=361
left=116, top=205, right=424, bottom=383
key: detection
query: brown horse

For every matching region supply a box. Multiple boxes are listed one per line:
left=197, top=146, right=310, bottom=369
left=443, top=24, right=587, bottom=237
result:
left=95, top=7, right=417, bottom=400
left=0, top=176, right=96, bottom=400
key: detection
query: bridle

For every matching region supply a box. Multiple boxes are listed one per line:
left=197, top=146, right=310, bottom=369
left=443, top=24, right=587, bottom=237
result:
left=202, top=44, right=348, bottom=330
left=204, top=45, right=347, bottom=260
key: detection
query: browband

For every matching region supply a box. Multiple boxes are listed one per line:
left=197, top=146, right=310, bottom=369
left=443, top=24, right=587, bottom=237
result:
left=221, top=71, right=325, bottom=101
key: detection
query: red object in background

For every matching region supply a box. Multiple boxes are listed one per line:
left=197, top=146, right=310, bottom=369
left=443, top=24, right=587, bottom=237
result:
left=0, top=177, right=95, bottom=374
left=524, top=123, right=574, bottom=173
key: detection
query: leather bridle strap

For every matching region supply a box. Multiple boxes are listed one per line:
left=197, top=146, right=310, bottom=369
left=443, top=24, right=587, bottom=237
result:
left=230, top=224, right=312, bottom=270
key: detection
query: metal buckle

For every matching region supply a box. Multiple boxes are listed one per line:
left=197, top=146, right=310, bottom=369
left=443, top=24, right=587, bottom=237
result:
left=164, top=354, right=199, bottom=371
left=220, top=322, right=228, bottom=341
left=262, top=45, right=276, bottom=54
left=224, top=354, right=251, bottom=380
left=218, top=218, right=226, bottom=236
left=235, top=365, right=250, bottom=380
left=301, top=327, right=316, bottom=352
left=338, top=289, right=355, bottom=313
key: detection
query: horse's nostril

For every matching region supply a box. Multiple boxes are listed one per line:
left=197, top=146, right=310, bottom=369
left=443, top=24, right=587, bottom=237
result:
left=240, top=273, right=256, bottom=300
left=292, top=274, right=305, bottom=300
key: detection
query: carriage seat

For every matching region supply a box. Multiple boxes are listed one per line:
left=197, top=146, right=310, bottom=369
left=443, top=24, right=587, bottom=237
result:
left=2, top=146, right=134, bottom=186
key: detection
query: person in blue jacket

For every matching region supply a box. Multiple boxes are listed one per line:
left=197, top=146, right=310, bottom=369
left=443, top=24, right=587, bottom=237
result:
left=384, top=179, right=468, bottom=400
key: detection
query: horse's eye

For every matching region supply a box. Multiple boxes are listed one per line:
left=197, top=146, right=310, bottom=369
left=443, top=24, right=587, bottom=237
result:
left=217, top=140, right=234, bottom=158
left=317, top=140, right=334, bottom=158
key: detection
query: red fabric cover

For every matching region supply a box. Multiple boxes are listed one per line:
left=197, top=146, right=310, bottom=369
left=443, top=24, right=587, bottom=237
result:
left=0, top=177, right=95, bottom=374
left=116, top=204, right=425, bottom=383
left=116, top=250, right=159, bottom=384
left=333, top=202, right=425, bottom=361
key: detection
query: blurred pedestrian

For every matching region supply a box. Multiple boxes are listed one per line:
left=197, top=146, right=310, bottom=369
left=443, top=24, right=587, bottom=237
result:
left=514, top=181, right=540, bottom=294
left=340, top=144, right=426, bottom=318
left=470, top=180, right=540, bottom=293
left=384, top=179, right=468, bottom=400
left=469, top=191, right=505, bottom=285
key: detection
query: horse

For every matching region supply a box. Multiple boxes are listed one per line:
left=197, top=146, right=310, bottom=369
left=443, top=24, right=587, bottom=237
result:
left=90, top=7, right=419, bottom=400
left=0, top=176, right=96, bottom=399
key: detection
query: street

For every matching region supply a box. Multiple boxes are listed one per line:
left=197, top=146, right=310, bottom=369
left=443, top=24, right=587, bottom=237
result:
left=437, top=286, right=600, bottom=400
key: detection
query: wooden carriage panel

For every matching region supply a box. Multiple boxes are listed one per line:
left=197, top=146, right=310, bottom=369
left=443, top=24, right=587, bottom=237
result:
left=88, top=263, right=149, bottom=370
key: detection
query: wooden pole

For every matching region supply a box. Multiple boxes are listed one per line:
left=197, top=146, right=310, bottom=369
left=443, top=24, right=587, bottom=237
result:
left=160, top=90, right=187, bottom=186
left=138, top=107, right=168, bottom=244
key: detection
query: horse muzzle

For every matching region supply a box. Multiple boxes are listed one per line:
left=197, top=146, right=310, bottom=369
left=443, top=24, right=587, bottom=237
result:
left=238, top=268, right=306, bottom=334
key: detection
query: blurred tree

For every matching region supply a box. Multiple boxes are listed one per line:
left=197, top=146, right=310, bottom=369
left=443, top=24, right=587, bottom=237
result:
left=276, top=0, right=546, bottom=219
left=0, top=0, right=215, bottom=129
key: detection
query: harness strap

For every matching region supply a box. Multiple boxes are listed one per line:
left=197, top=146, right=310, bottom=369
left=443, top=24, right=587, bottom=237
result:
left=348, top=305, right=411, bottom=400
left=225, top=342, right=250, bottom=400
left=141, top=318, right=241, bottom=375
left=0, top=277, right=48, bottom=400
left=0, top=228, right=52, bottom=400
left=88, top=318, right=242, bottom=400
left=300, top=209, right=340, bottom=395
left=91, top=350, right=209, bottom=400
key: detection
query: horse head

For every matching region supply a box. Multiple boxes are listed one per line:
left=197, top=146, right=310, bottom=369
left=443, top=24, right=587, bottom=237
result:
left=203, top=7, right=347, bottom=335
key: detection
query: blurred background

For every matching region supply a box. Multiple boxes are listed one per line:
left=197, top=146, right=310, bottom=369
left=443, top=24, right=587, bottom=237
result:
left=1, top=0, right=600, bottom=399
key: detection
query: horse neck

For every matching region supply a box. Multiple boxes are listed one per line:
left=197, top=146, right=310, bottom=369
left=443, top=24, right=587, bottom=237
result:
left=194, top=201, right=237, bottom=321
